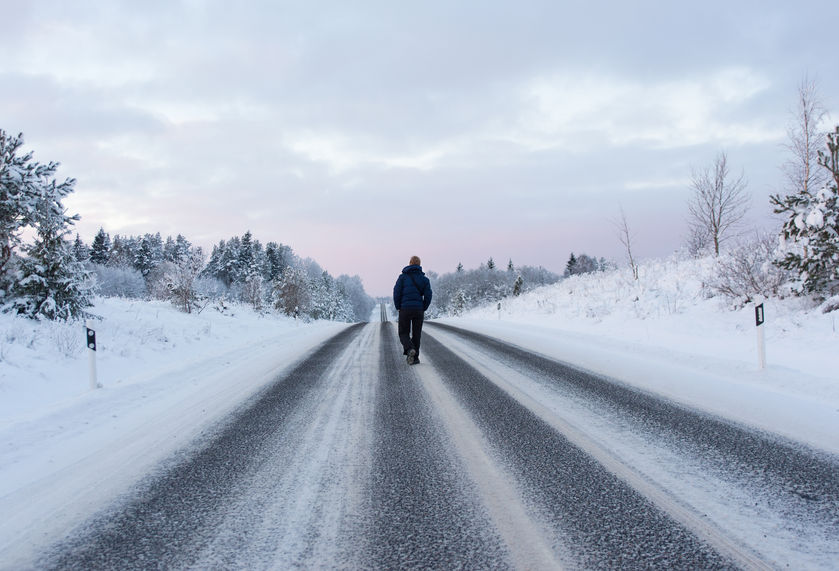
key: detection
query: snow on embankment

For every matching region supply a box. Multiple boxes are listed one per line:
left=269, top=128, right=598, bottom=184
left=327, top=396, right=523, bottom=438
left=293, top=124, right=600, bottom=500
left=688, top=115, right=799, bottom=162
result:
left=0, top=297, right=344, bottom=422
left=441, top=255, right=839, bottom=454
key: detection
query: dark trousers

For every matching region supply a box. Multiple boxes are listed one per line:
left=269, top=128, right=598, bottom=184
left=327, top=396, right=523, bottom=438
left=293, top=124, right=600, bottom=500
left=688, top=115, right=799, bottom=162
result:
left=398, top=308, right=424, bottom=356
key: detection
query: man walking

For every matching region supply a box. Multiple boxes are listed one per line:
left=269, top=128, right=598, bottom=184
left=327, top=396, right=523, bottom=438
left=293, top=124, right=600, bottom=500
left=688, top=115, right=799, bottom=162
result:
left=393, top=255, right=433, bottom=365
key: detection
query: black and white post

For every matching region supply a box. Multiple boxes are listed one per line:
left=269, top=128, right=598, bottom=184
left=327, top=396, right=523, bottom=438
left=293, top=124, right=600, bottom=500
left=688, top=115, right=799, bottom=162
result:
left=85, top=320, right=98, bottom=389
left=754, top=297, right=766, bottom=370
left=497, top=302, right=502, bottom=320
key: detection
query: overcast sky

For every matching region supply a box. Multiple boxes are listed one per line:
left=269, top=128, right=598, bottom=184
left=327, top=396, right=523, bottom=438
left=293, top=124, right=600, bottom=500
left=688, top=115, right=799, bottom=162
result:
left=2, top=1, right=837, bottom=296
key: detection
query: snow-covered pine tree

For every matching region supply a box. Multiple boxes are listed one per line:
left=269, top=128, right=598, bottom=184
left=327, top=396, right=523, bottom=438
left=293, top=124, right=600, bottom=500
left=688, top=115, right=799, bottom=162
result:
left=237, top=231, right=256, bottom=282
left=10, top=175, right=93, bottom=320
left=149, top=233, right=164, bottom=264
left=223, top=236, right=242, bottom=285
left=309, top=271, right=333, bottom=320
left=253, top=239, right=267, bottom=278
left=133, top=236, right=156, bottom=277
left=564, top=253, right=601, bottom=276
left=1, top=131, right=45, bottom=297
left=513, top=275, right=524, bottom=296
left=264, top=241, right=291, bottom=282
left=230, top=232, right=265, bottom=305
left=173, top=234, right=191, bottom=263
left=90, top=228, right=110, bottom=264
left=774, top=125, right=839, bottom=295
left=202, top=240, right=225, bottom=281
left=487, top=257, right=496, bottom=270
left=564, top=253, right=577, bottom=277
left=73, top=233, right=89, bottom=262
left=107, top=234, right=132, bottom=267
left=163, top=235, right=177, bottom=262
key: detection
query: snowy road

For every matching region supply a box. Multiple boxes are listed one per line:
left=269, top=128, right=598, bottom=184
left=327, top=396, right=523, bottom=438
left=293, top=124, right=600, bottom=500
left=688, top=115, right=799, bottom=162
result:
left=35, top=318, right=839, bottom=569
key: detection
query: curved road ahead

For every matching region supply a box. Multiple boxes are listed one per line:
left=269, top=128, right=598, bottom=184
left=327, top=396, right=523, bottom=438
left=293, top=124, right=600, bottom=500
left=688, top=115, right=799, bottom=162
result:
left=41, top=315, right=839, bottom=569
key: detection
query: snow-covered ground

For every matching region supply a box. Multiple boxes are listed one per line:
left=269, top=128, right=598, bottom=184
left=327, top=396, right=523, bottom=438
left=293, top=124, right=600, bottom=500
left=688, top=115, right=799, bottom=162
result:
left=1, top=254, right=837, bottom=564
left=0, top=298, right=348, bottom=562
left=442, top=256, right=839, bottom=455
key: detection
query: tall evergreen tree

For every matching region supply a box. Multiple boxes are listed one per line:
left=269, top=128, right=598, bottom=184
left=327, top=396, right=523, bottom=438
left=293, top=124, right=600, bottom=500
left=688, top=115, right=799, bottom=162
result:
left=163, top=235, right=176, bottom=262
left=222, top=236, right=242, bottom=285
left=73, top=233, right=89, bottom=262
left=11, top=173, right=92, bottom=319
left=237, top=231, right=259, bottom=282
left=173, top=234, right=191, bottom=263
left=203, top=241, right=225, bottom=280
left=107, top=234, right=133, bottom=267
left=148, top=233, right=164, bottom=263
left=565, top=253, right=578, bottom=276
left=264, top=241, right=292, bottom=282
left=1, top=131, right=45, bottom=296
left=134, top=236, right=156, bottom=277
left=90, top=228, right=111, bottom=264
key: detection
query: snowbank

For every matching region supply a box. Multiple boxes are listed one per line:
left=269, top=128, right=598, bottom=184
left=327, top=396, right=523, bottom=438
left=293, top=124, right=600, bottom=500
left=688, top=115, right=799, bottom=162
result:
left=1, top=297, right=345, bottom=422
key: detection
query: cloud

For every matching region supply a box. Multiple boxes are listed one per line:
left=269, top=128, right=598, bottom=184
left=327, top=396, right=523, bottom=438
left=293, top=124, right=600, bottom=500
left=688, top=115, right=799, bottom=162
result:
left=508, top=67, right=781, bottom=152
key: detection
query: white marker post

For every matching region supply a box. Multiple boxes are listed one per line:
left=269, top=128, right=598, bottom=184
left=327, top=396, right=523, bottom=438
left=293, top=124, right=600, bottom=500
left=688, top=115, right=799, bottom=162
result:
left=85, top=321, right=98, bottom=389
left=497, top=302, right=502, bottom=320
left=754, top=298, right=766, bottom=370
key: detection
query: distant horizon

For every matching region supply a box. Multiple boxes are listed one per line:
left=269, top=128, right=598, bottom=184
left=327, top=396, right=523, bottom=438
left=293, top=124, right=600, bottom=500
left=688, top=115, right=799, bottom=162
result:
left=70, top=223, right=578, bottom=299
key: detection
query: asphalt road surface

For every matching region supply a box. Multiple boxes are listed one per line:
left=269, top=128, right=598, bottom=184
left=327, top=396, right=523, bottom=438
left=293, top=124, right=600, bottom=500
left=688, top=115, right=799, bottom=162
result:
left=40, top=316, right=839, bottom=569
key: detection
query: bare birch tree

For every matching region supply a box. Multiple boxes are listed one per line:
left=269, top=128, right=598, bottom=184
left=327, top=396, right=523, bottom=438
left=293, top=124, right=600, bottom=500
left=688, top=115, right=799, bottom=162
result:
left=687, top=151, right=749, bottom=256
left=782, top=75, right=828, bottom=197
left=615, top=207, right=638, bottom=279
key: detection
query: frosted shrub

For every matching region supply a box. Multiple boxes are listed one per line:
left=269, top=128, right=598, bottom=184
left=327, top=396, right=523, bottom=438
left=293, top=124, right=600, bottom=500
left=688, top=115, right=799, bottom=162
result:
left=52, top=321, right=84, bottom=357
left=162, top=252, right=207, bottom=314
left=146, top=264, right=172, bottom=300
left=709, top=235, right=790, bottom=306
left=195, top=277, right=228, bottom=300
left=241, top=275, right=264, bottom=311
left=89, top=264, right=146, bottom=298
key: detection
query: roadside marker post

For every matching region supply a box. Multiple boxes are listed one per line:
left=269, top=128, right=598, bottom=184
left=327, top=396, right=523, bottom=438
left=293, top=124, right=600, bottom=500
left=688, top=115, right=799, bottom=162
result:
left=85, top=321, right=98, bottom=389
left=497, top=302, right=502, bottom=320
left=754, top=298, right=766, bottom=370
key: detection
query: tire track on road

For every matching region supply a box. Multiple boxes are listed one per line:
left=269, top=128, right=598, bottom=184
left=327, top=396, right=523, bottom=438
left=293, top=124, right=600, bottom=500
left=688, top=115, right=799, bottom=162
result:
left=367, top=322, right=508, bottom=569
left=421, top=331, right=737, bottom=569
left=412, top=350, right=565, bottom=569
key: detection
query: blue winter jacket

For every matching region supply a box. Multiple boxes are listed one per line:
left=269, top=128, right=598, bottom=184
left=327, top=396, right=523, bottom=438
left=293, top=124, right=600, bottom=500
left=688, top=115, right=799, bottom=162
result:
left=393, top=265, right=432, bottom=311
